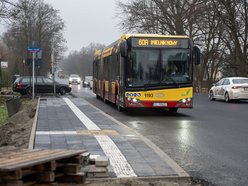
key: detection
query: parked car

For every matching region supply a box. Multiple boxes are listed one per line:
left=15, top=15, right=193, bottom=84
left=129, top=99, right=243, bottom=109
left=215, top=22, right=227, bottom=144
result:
left=13, top=76, right=72, bottom=95
left=69, top=74, right=81, bottom=84
left=209, top=77, right=248, bottom=102
left=83, top=76, right=93, bottom=88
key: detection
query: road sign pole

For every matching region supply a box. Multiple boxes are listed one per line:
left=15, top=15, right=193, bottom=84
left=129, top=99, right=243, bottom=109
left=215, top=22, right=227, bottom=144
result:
left=32, top=52, right=35, bottom=100
left=27, top=47, right=40, bottom=100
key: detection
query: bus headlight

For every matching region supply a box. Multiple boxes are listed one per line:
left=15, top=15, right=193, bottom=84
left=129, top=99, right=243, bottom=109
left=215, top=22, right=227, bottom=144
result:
left=177, top=98, right=192, bottom=108
left=126, top=97, right=141, bottom=104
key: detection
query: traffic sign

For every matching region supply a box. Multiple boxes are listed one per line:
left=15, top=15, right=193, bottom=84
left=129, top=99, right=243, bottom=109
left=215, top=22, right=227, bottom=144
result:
left=1, top=61, right=8, bottom=68
left=27, top=47, right=40, bottom=53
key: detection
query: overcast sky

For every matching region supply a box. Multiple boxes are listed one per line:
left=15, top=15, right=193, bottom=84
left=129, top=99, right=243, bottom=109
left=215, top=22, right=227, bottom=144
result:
left=44, top=0, right=124, bottom=54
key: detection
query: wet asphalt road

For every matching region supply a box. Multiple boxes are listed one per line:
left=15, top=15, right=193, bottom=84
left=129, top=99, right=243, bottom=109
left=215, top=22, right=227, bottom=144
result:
left=70, top=84, right=248, bottom=186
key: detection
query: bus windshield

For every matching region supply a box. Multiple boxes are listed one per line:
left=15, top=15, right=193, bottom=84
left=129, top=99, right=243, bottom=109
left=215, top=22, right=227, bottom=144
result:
left=126, top=48, right=192, bottom=87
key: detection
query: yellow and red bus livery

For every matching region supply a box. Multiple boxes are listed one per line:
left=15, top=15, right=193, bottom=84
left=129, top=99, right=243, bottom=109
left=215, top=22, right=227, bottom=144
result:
left=93, top=34, right=200, bottom=112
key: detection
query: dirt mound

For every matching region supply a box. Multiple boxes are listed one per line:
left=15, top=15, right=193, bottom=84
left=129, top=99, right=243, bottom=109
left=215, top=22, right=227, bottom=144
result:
left=0, top=98, right=38, bottom=150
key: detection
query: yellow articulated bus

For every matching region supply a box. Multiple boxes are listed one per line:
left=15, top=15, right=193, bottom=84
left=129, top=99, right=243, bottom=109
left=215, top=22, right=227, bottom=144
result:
left=93, top=34, right=200, bottom=112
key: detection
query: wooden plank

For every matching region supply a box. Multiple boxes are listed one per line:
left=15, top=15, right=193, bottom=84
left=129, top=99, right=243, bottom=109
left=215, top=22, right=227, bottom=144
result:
left=0, top=150, right=85, bottom=171
left=56, top=172, right=85, bottom=183
left=57, top=155, right=84, bottom=164
left=31, top=161, right=56, bottom=172
left=24, top=171, right=55, bottom=183
left=82, top=165, right=107, bottom=173
left=0, top=150, right=64, bottom=166
left=0, top=180, right=23, bottom=186
left=86, top=172, right=109, bottom=178
left=31, top=183, right=58, bottom=186
left=0, top=169, right=22, bottom=180
left=22, top=169, right=37, bottom=177
left=0, top=149, right=40, bottom=158
left=56, top=164, right=81, bottom=174
left=23, top=181, right=36, bottom=186
left=0, top=149, right=83, bottom=163
left=0, top=150, right=61, bottom=168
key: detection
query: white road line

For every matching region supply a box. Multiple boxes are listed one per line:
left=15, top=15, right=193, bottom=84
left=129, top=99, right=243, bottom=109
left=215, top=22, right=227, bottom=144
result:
left=63, top=98, right=137, bottom=177
left=36, top=131, right=77, bottom=135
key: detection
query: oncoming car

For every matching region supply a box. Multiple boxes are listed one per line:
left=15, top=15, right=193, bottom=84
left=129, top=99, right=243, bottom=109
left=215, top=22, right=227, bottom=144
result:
left=209, top=77, right=248, bottom=102
left=69, top=74, right=81, bottom=84
left=13, top=76, right=71, bottom=95
left=83, top=76, right=93, bottom=88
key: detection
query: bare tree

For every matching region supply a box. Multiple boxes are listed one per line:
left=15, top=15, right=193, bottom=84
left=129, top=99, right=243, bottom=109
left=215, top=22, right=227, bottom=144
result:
left=211, top=0, right=248, bottom=76
left=116, top=0, right=248, bottom=91
left=2, top=0, right=66, bottom=76
left=0, top=0, right=16, bottom=20
left=61, top=43, right=105, bottom=78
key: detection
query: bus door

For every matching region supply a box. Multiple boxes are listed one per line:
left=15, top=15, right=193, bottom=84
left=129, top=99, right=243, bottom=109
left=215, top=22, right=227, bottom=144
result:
left=119, top=55, right=125, bottom=106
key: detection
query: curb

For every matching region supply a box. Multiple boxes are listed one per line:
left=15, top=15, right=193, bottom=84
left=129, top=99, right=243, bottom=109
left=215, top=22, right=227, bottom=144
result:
left=28, top=97, right=40, bottom=149
left=85, top=176, right=192, bottom=185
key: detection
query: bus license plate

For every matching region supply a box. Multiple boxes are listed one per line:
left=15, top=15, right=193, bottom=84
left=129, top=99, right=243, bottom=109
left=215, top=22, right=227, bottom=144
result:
left=153, top=103, right=167, bottom=107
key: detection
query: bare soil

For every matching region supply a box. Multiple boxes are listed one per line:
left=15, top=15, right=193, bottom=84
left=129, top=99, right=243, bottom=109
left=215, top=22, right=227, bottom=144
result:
left=0, top=97, right=37, bottom=151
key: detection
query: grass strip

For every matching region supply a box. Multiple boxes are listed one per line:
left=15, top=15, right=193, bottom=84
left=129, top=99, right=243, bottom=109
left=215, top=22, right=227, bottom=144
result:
left=0, top=103, right=8, bottom=126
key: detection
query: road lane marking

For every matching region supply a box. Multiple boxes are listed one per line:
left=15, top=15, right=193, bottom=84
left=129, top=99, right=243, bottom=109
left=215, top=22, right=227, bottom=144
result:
left=63, top=98, right=137, bottom=178
left=36, top=131, right=77, bottom=135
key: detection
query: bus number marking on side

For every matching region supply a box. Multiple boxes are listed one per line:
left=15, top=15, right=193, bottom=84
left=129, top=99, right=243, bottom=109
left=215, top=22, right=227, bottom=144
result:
left=144, top=93, right=153, bottom=98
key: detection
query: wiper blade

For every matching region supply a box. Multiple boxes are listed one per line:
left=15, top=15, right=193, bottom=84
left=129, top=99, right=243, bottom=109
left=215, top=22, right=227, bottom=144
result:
left=161, top=75, right=179, bottom=87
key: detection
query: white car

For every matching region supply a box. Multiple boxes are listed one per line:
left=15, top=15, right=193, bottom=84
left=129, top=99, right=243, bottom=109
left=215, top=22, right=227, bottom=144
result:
left=69, top=74, right=81, bottom=84
left=209, top=77, right=248, bottom=102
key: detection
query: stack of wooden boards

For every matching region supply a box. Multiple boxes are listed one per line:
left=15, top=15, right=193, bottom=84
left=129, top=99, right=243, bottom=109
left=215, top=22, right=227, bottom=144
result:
left=0, top=149, right=109, bottom=186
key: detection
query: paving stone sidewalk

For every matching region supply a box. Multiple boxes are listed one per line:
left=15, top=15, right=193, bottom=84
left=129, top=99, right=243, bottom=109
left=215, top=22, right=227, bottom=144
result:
left=34, top=97, right=188, bottom=179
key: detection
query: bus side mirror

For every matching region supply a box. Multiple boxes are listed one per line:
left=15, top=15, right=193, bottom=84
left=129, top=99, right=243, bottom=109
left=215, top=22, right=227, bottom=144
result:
left=193, top=46, right=201, bottom=65
left=120, top=41, right=127, bottom=57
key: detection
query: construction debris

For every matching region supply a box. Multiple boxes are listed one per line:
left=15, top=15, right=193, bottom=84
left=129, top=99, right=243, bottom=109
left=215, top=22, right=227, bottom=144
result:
left=0, top=149, right=111, bottom=185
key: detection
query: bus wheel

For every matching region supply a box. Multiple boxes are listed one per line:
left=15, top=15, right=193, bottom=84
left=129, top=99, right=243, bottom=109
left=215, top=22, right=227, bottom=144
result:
left=168, top=108, right=178, bottom=113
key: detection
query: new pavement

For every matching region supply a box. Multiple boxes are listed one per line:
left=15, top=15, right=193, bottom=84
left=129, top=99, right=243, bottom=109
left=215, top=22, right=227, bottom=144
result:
left=33, top=96, right=189, bottom=179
